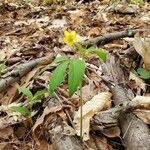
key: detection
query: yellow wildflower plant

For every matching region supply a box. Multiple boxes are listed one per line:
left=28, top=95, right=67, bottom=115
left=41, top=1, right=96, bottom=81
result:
left=63, top=31, right=77, bottom=47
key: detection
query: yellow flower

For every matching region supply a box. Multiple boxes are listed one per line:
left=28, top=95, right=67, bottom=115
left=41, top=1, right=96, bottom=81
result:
left=63, top=31, right=77, bottom=47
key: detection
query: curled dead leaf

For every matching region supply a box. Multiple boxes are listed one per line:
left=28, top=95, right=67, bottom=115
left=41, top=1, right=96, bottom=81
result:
left=133, top=34, right=150, bottom=70
left=102, top=126, right=120, bottom=138
left=73, top=92, right=112, bottom=141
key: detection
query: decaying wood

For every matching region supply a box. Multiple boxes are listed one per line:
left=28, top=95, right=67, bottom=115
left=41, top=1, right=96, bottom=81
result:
left=85, top=29, right=149, bottom=46
left=0, top=53, right=54, bottom=92
left=98, top=55, right=150, bottom=150
left=42, top=98, right=83, bottom=150
left=91, top=96, right=150, bottom=131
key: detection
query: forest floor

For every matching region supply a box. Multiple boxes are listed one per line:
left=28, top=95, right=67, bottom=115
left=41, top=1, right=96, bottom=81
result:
left=0, top=0, right=150, bottom=150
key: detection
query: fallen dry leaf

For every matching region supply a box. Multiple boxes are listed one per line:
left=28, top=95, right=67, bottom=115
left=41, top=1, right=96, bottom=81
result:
left=133, top=34, right=150, bottom=70
left=129, top=71, right=146, bottom=92
left=0, top=126, right=13, bottom=140
left=74, top=92, right=112, bottom=141
left=35, top=71, right=51, bottom=81
left=68, top=9, right=84, bottom=24
left=140, top=12, right=150, bottom=22
left=132, top=96, right=150, bottom=124
left=32, top=106, right=63, bottom=145
left=49, top=18, right=67, bottom=28
left=21, top=66, right=41, bottom=86
left=36, top=139, right=54, bottom=150
left=133, top=109, right=150, bottom=124
left=132, top=95, right=150, bottom=105
left=0, top=83, right=18, bottom=105
left=93, top=135, right=113, bottom=150
left=88, top=27, right=100, bottom=36
left=102, top=126, right=120, bottom=138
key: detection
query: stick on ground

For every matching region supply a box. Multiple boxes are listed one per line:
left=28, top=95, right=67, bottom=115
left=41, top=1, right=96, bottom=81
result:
left=85, top=29, right=150, bottom=46
left=0, top=53, right=54, bottom=92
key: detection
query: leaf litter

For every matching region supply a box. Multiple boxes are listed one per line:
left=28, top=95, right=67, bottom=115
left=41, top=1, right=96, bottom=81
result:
left=0, top=0, right=150, bottom=149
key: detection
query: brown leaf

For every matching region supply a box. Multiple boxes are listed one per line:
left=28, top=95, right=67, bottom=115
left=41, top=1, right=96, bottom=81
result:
left=68, top=9, right=84, bottom=24
left=102, top=126, right=120, bottom=138
left=0, top=126, right=13, bottom=140
left=0, top=83, right=18, bottom=105
left=134, top=109, right=150, bottom=124
left=88, top=28, right=100, bottom=36
left=133, top=34, right=150, bottom=70
left=36, top=140, right=54, bottom=150
left=93, top=135, right=113, bottom=150
left=21, top=66, right=41, bottom=86
left=36, top=71, right=51, bottom=82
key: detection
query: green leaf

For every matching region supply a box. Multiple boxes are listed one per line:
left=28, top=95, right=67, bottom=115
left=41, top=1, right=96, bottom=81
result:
left=49, top=61, right=69, bottom=95
left=87, top=47, right=107, bottom=62
left=30, top=90, right=46, bottom=105
left=53, top=56, right=69, bottom=64
left=17, top=86, right=33, bottom=101
left=38, top=64, right=53, bottom=75
left=32, top=90, right=46, bottom=102
left=38, top=56, right=69, bottom=75
left=10, top=106, right=31, bottom=116
left=137, top=68, right=150, bottom=79
left=68, top=59, right=85, bottom=97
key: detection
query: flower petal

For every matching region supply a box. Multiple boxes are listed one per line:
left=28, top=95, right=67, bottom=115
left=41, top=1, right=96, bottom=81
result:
left=63, top=30, right=77, bottom=47
left=71, top=31, right=77, bottom=40
left=68, top=42, right=73, bottom=47
left=64, top=31, right=70, bottom=37
left=63, top=37, right=68, bottom=43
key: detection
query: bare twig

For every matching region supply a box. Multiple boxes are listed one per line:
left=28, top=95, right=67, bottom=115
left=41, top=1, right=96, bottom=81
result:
left=0, top=53, right=54, bottom=92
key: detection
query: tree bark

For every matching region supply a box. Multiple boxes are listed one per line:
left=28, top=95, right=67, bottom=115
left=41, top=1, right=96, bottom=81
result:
left=101, top=55, right=150, bottom=150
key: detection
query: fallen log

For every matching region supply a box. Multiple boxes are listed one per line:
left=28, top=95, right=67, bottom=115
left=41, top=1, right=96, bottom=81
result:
left=91, top=96, right=150, bottom=131
left=98, top=55, right=150, bottom=150
left=0, top=53, right=54, bottom=92
left=84, top=28, right=150, bottom=46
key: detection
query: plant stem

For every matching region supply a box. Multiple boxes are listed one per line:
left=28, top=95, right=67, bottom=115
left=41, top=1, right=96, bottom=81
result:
left=28, top=115, right=33, bottom=126
left=80, top=82, right=83, bottom=139
left=28, top=102, right=33, bottom=125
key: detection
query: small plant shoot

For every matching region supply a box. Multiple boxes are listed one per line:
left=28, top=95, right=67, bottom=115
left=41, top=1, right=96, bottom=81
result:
left=49, top=30, right=107, bottom=139
left=49, top=31, right=107, bottom=97
left=11, top=85, right=46, bottom=120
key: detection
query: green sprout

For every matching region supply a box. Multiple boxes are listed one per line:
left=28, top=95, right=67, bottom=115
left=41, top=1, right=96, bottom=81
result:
left=10, top=85, right=46, bottom=124
left=49, top=30, right=107, bottom=139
